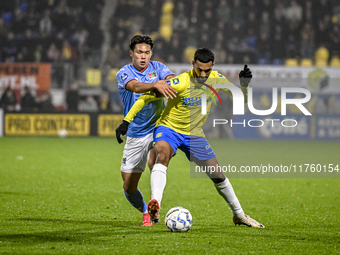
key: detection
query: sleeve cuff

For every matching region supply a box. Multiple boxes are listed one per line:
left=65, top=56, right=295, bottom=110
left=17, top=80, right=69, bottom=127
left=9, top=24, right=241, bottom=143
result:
left=164, top=73, right=175, bottom=80
left=124, top=79, right=137, bottom=89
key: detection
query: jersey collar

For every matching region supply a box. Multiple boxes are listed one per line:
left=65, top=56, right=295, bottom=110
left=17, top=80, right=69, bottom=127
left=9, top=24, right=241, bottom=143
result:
left=133, top=63, right=149, bottom=73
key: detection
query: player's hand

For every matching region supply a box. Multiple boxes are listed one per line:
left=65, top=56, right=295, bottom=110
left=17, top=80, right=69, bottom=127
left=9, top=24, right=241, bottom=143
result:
left=153, top=89, right=163, bottom=98
left=239, top=64, right=252, bottom=87
left=154, top=80, right=177, bottom=99
left=116, top=120, right=130, bottom=144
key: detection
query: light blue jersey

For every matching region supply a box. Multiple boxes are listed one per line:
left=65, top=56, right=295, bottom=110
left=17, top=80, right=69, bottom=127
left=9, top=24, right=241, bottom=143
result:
left=117, top=61, right=174, bottom=138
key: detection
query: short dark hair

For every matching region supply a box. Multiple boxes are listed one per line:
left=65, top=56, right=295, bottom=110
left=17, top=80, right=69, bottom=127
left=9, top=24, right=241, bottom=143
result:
left=129, top=34, right=154, bottom=50
left=194, top=48, right=214, bottom=63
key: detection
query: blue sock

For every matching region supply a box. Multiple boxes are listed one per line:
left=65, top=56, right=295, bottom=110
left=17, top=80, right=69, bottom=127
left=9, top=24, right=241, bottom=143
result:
left=124, top=189, right=148, bottom=214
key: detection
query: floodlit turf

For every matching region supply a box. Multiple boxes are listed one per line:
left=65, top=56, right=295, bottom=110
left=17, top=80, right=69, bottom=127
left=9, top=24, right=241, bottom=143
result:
left=0, top=137, right=339, bottom=254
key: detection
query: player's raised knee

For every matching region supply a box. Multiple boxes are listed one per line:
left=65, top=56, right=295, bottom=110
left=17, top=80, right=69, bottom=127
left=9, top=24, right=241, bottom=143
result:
left=155, top=151, right=170, bottom=165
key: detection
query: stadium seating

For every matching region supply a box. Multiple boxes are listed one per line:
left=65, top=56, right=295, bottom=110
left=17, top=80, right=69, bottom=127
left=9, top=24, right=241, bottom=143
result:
left=272, top=59, right=284, bottom=66
left=315, top=46, right=330, bottom=64
left=160, top=25, right=173, bottom=42
left=159, top=1, right=174, bottom=42
left=315, top=59, right=328, bottom=67
left=162, top=1, right=174, bottom=14
left=258, top=58, right=269, bottom=65
left=285, top=58, right=299, bottom=67
left=184, top=46, right=197, bottom=63
left=1, top=0, right=339, bottom=66
left=330, top=56, right=340, bottom=67
left=300, top=58, right=313, bottom=67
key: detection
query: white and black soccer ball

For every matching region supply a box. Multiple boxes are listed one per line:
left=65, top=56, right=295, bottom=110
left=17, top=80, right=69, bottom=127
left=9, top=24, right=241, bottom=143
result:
left=58, top=129, right=68, bottom=137
left=164, top=206, right=192, bottom=232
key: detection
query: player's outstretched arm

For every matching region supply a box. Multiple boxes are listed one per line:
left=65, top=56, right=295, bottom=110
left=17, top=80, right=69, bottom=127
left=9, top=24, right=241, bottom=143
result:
left=115, top=93, right=160, bottom=144
left=126, top=80, right=177, bottom=99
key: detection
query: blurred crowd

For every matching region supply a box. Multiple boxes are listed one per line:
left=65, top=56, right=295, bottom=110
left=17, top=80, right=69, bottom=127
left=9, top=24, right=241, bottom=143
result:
left=1, top=0, right=339, bottom=66
left=0, top=0, right=104, bottom=66
left=110, top=0, right=340, bottom=66
left=1, top=0, right=340, bottom=113
left=0, top=83, right=115, bottom=113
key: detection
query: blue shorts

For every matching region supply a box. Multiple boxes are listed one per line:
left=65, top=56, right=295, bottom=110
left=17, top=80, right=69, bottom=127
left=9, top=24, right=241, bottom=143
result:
left=153, top=126, right=216, bottom=162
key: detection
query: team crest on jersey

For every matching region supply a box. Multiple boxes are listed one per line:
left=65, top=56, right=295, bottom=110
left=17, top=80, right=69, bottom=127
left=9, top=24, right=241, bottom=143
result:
left=148, top=71, right=157, bottom=79
left=121, top=73, right=128, bottom=81
left=156, top=132, right=162, bottom=138
left=172, top=78, right=179, bottom=84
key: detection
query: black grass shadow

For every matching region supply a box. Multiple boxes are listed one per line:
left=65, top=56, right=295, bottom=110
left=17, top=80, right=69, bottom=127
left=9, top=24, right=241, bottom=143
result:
left=0, top=217, right=166, bottom=244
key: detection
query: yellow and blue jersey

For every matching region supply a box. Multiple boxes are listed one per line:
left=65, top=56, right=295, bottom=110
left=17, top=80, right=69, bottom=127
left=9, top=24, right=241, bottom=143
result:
left=117, top=61, right=174, bottom=138
left=124, top=69, right=248, bottom=137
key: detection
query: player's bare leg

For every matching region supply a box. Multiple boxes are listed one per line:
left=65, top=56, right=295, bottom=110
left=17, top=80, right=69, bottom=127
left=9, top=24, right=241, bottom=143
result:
left=148, top=141, right=175, bottom=223
left=154, top=140, right=174, bottom=167
left=196, top=157, right=225, bottom=183
left=195, top=157, right=264, bottom=228
left=121, top=172, right=152, bottom=226
left=121, top=172, right=142, bottom=194
left=147, top=148, right=156, bottom=171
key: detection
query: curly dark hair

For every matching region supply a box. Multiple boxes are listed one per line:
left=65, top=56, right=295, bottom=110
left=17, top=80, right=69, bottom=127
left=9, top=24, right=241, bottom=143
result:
left=194, top=48, right=214, bottom=63
left=129, top=34, right=154, bottom=50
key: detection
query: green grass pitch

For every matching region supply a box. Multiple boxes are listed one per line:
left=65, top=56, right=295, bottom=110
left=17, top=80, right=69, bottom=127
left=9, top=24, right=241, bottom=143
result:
left=0, top=137, right=339, bottom=254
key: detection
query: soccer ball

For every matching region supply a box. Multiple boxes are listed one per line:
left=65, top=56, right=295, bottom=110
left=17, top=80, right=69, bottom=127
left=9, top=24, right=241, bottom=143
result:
left=58, top=129, right=68, bottom=137
left=164, top=206, right=192, bottom=232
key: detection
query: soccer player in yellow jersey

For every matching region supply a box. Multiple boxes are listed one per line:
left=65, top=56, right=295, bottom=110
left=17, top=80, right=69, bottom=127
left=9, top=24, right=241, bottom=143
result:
left=116, top=48, right=265, bottom=228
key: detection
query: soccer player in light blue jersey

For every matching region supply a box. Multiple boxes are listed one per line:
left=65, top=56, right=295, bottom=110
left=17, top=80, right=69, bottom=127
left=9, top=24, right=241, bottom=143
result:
left=116, top=35, right=177, bottom=226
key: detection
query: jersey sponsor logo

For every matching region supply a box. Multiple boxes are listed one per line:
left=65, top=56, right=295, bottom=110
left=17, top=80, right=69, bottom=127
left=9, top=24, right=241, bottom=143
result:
left=122, top=157, right=126, bottom=165
left=121, top=73, right=128, bottom=81
left=148, top=70, right=157, bottom=79
left=182, top=97, right=212, bottom=107
left=156, top=132, right=162, bottom=138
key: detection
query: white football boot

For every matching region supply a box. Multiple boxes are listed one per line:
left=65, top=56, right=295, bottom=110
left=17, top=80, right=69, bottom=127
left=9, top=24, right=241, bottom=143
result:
left=233, top=214, right=265, bottom=228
